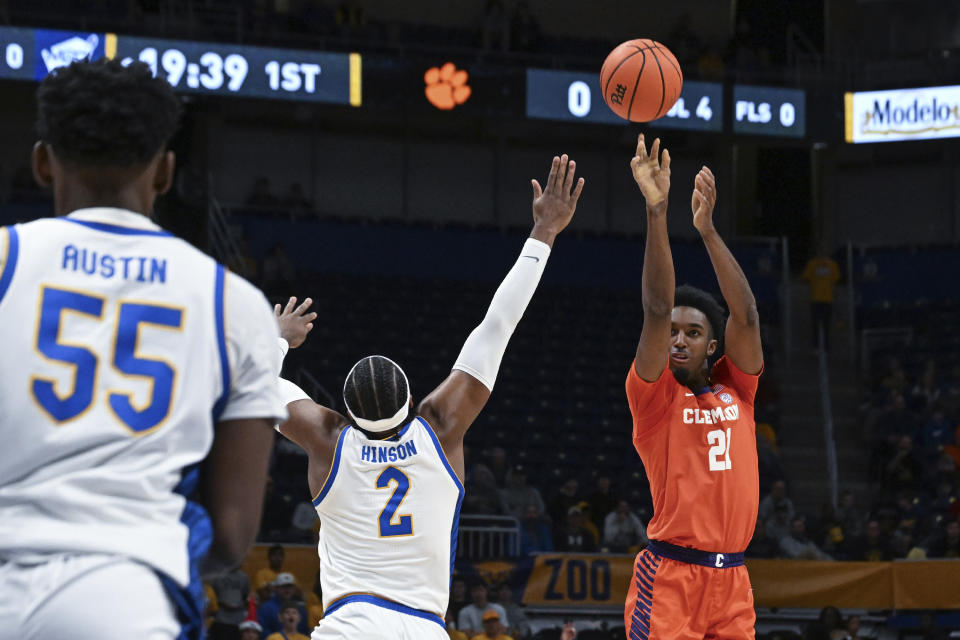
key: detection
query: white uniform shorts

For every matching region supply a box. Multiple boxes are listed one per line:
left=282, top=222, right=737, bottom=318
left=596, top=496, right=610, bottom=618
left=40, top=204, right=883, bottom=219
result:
left=312, top=599, right=448, bottom=640
left=0, top=553, right=180, bottom=640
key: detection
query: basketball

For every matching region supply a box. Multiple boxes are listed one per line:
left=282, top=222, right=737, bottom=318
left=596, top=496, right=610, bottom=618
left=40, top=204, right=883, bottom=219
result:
left=600, top=39, right=683, bottom=122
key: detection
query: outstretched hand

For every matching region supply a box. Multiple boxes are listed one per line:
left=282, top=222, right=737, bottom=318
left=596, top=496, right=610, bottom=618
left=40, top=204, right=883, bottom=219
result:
left=274, top=296, right=317, bottom=349
left=691, top=165, right=717, bottom=234
left=631, top=133, right=671, bottom=209
left=530, top=154, right=585, bottom=242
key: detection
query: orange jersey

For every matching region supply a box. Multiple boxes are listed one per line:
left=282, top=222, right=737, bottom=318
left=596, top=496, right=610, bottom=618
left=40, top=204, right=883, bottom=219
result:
left=626, top=355, right=760, bottom=552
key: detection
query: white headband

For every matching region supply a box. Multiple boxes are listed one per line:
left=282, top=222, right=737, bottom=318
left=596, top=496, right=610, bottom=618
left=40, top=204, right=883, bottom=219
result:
left=343, top=355, right=412, bottom=433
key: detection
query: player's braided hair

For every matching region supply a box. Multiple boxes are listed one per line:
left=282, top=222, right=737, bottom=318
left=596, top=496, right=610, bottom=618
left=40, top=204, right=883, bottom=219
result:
left=36, top=58, right=182, bottom=166
left=674, top=284, right=725, bottom=342
left=343, top=356, right=410, bottom=422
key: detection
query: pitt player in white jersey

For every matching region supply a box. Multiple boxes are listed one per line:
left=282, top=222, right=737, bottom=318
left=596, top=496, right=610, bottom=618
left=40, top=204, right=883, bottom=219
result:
left=0, top=60, right=286, bottom=639
left=271, top=154, right=585, bottom=639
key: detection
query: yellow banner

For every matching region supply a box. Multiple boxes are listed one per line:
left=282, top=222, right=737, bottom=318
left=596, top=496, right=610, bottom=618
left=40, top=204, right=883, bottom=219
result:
left=521, top=554, right=960, bottom=610
left=523, top=554, right=633, bottom=607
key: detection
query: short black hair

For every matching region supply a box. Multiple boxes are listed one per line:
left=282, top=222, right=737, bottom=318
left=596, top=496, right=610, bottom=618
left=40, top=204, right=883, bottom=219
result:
left=279, top=601, right=300, bottom=614
left=674, top=284, right=725, bottom=342
left=268, top=544, right=284, bottom=555
left=343, top=355, right=409, bottom=422
left=36, top=58, right=182, bottom=166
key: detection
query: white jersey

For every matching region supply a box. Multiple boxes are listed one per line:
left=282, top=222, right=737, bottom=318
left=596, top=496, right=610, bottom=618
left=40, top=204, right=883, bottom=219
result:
left=0, top=207, right=287, bottom=588
left=314, top=416, right=464, bottom=622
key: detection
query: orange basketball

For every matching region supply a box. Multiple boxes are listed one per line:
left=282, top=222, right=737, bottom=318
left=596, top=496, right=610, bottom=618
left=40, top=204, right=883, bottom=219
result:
left=600, top=39, right=683, bottom=122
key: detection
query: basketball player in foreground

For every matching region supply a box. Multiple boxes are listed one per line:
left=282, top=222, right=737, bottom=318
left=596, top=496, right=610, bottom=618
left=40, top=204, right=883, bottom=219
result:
left=273, top=155, right=584, bottom=639
left=0, top=60, right=286, bottom=639
left=624, top=134, right=763, bottom=639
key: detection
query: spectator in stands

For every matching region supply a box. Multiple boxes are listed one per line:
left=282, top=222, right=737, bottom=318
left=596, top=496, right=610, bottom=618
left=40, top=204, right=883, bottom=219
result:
left=923, top=518, right=960, bottom=558
left=258, top=573, right=309, bottom=637
left=603, top=500, right=648, bottom=552
left=519, top=503, right=553, bottom=556
left=246, top=175, right=278, bottom=208
left=888, top=518, right=919, bottom=559
left=756, top=431, right=785, bottom=495
left=555, top=505, right=598, bottom=552
left=473, top=609, right=513, bottom=640
left=238, top=620, right=262, bottom=640
left=943, top=426, right=960, bottom=469
left=908, top=360, right=942, bottom=413
left=447, top=611, right=469, bottom=640
left=549, top=477, right=581, bottom=524
left=801, top=249, right=840, bottom=350
left=586, top=474, right=618, bottom=532
left=449, top=576, right=471, bottom=622
left=811, top=502, right=845, bottom=556
left=803, top=606, right=843, bottom=640
left=745, top=518, right=779, bottom=558
left=458, top=580, right=509, bottom=638
left=883, top=435, right=923, bottom=492
left=500, top=465, right=545, bottom=520
left=266, top=601, right=310, bottom=640
left=780, top=516, right=832, bottom=561
left=835, top=490, right=864, bottom=539
left=765, top=503, right=793, bottom=543
left=879, top=358, right=908, bottom=397
left=463, top=464, right=504, bottom=515
left=930, top=476, right=960, bottom=521
left=846, top=519, right=888, bottom=561
left=255, top=545, right=286, bottom=602
left=487, top=446, right=509, bottom=485
left=496, top=585, right=531, bottom=639
left=575, top=501, right=600, bottom=543
left=208, top=567, right=250, bottom=640
left=844, top=614, right=862, bottom=639
left=759, top=479, right=795, bottom=522
left=919, top=408, right=956, bottom=454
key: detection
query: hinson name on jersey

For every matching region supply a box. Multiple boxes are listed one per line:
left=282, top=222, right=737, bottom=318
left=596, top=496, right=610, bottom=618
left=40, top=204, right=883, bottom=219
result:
left=62, top=243, right=168, bottom=283
left=359, top=441, right=419, bottom=463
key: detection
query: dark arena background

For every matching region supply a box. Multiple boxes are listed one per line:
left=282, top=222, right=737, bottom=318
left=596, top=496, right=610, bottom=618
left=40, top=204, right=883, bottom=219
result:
left=2, top=1, right=960, bottom=638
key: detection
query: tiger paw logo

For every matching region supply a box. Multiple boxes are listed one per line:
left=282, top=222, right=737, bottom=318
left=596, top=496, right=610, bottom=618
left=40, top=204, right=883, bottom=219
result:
left=424, top=62, right=471, bottom=110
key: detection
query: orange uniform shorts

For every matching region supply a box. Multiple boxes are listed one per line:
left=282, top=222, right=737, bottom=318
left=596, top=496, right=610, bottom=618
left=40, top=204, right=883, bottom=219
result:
left=624, top=548, right=755, bottom=639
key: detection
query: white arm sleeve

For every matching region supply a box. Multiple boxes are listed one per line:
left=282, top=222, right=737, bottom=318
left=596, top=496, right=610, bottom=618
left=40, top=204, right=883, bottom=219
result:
left=274, top=377, right=311, bottom=431
left=452, top=237, right=550, bottom=391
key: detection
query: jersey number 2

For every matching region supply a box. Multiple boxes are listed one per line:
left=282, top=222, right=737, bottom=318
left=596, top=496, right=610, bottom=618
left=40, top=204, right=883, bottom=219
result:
left=707, top=428, right=732, bottom=471
left=376, top=466, right=413, bottom=537
left=31, top=286, right=183, bottom=433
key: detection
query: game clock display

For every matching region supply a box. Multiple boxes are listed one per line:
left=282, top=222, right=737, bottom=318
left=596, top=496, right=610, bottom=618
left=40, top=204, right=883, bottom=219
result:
left=0, top=26, right=360, bottom=106
left=526, top=68, right=723, bottom=132
left=111, top=35, right=361, bottom=105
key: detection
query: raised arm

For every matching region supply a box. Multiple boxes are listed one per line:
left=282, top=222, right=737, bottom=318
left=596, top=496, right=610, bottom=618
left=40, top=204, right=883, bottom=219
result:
left=691, top=166, right=763, bottom=374
left=272, top=297, right=351, bottom=494
left=419, top=154, right=584, bottom=479
left=631, top=134, right=675, bottom=382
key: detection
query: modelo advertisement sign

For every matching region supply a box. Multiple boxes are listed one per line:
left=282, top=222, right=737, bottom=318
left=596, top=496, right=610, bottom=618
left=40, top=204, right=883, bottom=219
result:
left=845, top=85, right=960, bottom=143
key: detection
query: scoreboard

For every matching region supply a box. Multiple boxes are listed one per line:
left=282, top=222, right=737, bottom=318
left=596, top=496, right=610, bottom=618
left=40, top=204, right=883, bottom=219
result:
left=0, top=25, right=361, bottom=105
left=526, top=68, right=723, bottom=132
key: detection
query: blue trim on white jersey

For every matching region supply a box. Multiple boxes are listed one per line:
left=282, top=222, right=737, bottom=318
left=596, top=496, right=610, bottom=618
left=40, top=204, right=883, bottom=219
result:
left=62, top=218, right=174, bottom=237
left=312, top=427, right=348, bottom=506
left=324, top=594, right=445, bottom=628
left=416, top=416, right=466, bottom=578
left=212, top=265, right=230, bottom=420
left=160, top=463, right=213, bottom=640
left=0, top=226, right=20, bottom=306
